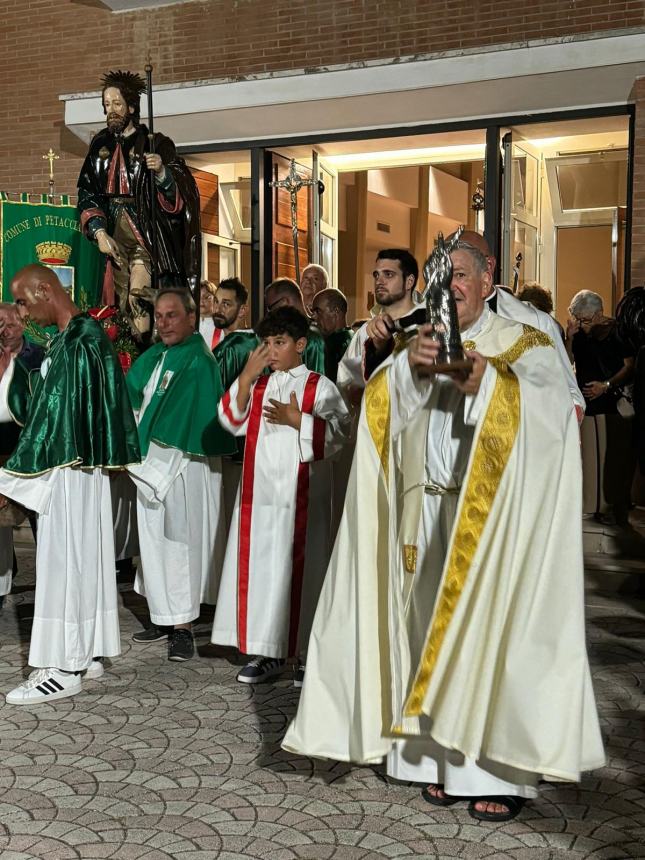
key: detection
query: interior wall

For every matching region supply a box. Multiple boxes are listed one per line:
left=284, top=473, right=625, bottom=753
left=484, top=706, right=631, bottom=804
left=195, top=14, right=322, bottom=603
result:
left=555, top=225, right=613, bottom=323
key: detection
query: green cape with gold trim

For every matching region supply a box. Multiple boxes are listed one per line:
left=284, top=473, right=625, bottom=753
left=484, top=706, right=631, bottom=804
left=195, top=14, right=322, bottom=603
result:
left=5, top=313, right=140, bottom=476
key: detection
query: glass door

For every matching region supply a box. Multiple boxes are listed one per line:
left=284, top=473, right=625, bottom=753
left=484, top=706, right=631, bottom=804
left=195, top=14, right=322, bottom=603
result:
left=312, top=150, right=339, bottom=289
left=501, top=131, right=540, bottom=290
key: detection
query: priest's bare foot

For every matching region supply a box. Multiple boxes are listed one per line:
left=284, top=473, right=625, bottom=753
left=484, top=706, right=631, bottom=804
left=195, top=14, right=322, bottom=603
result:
left=468, top=795, right=525, bottom=821
left=421, top=783, right=461, bottom=807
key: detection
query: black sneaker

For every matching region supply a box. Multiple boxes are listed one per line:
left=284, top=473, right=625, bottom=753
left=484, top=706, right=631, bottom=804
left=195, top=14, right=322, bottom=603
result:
left=293, top=663, right=305, bottom=688
left=132, top=625, right=170, bottom=643
left=236, top=656, right=285, bottom=684
left=168, top=629, right=195, bottom=662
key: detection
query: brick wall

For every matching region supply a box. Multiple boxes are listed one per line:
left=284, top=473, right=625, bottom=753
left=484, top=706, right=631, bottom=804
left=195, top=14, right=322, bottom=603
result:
left=631, top=77, right=645, bottom=287
left=0, top=0, right=642, bottom=196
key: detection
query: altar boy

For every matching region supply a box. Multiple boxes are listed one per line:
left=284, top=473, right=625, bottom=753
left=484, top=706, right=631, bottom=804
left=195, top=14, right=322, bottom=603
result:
left=212, top=307, right=350, bottom=686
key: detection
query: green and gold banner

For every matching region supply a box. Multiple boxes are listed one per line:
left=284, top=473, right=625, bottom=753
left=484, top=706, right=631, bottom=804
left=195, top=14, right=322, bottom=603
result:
left=0, top=194, right=104, bottom=305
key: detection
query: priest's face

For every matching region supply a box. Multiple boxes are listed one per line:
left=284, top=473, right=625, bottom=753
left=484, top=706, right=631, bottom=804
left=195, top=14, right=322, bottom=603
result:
left=450, top=249, right=492, bottom=331
left=155, top=294, right=196, bottom=347
left=213, top=287, right=243, bottom=330
left=311, top=295, right=339, bottom=335
left=103, top=87, right=134, bottom=135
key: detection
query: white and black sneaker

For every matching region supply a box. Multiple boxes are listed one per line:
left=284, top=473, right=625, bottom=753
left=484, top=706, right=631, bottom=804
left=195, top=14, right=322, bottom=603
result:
left=5, top=668, right=82, bottom=705
left=236, top=656, right=286, bottom=684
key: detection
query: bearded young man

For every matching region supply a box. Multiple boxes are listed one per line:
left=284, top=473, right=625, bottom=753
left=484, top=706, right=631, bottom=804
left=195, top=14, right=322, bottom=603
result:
left=337, top=249, right=419, bottom=405
left=0, top=265, right=140, bottom=705
left=77, top=70, right=200, bottom=340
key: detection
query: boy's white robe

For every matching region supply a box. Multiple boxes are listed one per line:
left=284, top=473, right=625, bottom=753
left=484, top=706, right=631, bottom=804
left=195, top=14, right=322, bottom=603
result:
left=284, top=309, right=605, bottom=785
left=212, top=365, right=350, bottom=658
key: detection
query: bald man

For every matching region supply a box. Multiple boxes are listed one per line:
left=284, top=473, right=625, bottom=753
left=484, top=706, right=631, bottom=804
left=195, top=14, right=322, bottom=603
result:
left=449, top=230, right=584, bottom=419
left=0, top=265, right=140, bottom=705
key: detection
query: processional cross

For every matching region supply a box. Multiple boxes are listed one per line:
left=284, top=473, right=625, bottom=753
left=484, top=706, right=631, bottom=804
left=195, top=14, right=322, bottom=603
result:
left=269, top=158, right=319, bottom=283
left=42, top=148, right=60, bottom=200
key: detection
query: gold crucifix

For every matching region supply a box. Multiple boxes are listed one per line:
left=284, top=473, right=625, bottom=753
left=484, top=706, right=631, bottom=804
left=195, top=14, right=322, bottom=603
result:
left=43, top=148, right=59, bottom=181
left=42, top=148, right=60, bottom=199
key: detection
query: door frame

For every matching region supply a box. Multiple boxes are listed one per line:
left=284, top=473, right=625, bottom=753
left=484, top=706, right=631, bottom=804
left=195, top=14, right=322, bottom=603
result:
left=180, top=104, right=634, bottom=323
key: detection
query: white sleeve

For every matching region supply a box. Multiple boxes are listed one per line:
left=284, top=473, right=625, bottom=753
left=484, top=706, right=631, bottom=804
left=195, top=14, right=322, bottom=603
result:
left=218, top=377, right=252, bottom=437
left=462, top=360, right=496, bottom=426
left=388, top=349, right=435, bottom=438
left=299, top=377, right=351, bottom=463
left=336, top=325, right=368, bottom=397
left=535, top=310, right=585, bottom=417
left=0, top=358, right=15, bottom=423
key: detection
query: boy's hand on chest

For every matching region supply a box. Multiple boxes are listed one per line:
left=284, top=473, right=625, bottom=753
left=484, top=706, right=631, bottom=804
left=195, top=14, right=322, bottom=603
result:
left=263, top=391, right=302, bottom=430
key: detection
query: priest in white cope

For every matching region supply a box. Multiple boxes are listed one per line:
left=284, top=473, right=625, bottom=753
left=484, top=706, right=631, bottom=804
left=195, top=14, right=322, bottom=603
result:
left=283, top=241, right=605, bottom=822
left=0, top=265, right=140, bottom=705
left=127, top=288, right=235, bottom=662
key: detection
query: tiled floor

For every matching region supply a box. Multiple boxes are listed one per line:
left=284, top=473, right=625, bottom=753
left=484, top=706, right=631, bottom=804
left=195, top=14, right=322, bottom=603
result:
left=0, top=544, right=643, bottom=860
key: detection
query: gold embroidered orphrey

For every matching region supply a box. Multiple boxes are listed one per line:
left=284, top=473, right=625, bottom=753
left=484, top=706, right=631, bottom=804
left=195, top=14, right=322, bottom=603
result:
left=365, top=367, right=391, bottom=482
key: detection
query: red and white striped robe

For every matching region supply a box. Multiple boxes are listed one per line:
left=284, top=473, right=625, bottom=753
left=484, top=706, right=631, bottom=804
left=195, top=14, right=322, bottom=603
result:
left=212, top=363, right=350, bottom=658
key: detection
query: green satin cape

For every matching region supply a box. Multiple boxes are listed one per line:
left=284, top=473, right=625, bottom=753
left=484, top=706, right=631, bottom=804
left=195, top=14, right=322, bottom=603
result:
left=5, top=314, right=141, bottom=476
left=127, top=332, right=236, bottom=458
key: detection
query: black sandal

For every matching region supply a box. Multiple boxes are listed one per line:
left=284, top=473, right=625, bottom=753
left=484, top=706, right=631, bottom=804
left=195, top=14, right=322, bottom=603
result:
left=421, top=783, right=462, bottom=807
left=468, top=795, right=526, bottom=822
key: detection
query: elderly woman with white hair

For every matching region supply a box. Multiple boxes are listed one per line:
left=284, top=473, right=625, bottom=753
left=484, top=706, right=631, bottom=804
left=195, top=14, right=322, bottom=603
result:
left=566, top=289, right=636, bottom=525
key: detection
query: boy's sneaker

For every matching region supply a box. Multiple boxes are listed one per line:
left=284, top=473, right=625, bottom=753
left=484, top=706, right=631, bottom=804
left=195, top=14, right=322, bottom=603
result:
left=237, top=656, right=285, bottom=684
left=84, top=658, right=105, bottom=680
left=132, top=625, right=169, bottom=643
left=5, top=668, right=82, bottom=705
left=293, top=663, right=305, bottom=688
left=168, top=629, right=195, bottom=662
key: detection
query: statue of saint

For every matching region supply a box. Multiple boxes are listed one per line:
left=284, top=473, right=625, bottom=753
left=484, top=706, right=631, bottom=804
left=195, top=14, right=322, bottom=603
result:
left=77, top=70, right=201, bottom=339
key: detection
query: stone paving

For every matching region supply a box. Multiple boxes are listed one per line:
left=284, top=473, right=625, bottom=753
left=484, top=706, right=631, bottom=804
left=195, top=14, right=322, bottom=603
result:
left=0, top=541, right=644, bottom=860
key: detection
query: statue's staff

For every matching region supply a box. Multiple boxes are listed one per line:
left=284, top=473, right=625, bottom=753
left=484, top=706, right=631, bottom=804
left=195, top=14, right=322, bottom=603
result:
left=144, top=60, right=158, bottom=292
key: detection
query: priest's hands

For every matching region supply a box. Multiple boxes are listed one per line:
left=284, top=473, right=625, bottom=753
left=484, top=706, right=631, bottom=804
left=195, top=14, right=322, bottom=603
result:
left=95, top=230, right=125, bottom=270
left=264, top=392, right=302, bottom=430
left=408, top=324, right=441, bottom=372
left=366, top=314, right=394, bottom=351
left=452, top=351, right=487, bottom=395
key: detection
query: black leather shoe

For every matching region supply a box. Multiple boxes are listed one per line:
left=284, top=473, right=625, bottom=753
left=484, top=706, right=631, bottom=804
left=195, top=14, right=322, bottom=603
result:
left=132, top=625, right=170, bottom=643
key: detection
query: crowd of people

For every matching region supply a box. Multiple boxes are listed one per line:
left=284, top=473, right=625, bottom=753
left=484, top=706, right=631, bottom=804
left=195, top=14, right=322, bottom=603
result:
left=5, top=226, right=645, bottom=822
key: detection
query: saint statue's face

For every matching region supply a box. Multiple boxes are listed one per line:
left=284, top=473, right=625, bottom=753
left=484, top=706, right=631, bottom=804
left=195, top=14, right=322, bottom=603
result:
left=213, top=288, right=244, bottom=331
left=154, top=294, right=196, bottom=347
left=449, top=249, right=492, bottom=331
left=102, top=86, right=134, bottom=135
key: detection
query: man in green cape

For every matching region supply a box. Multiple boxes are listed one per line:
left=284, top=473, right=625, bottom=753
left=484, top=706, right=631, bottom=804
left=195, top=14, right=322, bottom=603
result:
left=127, top=288, right=235, bottom=661
left=0, top=265, right=140, bottom=705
